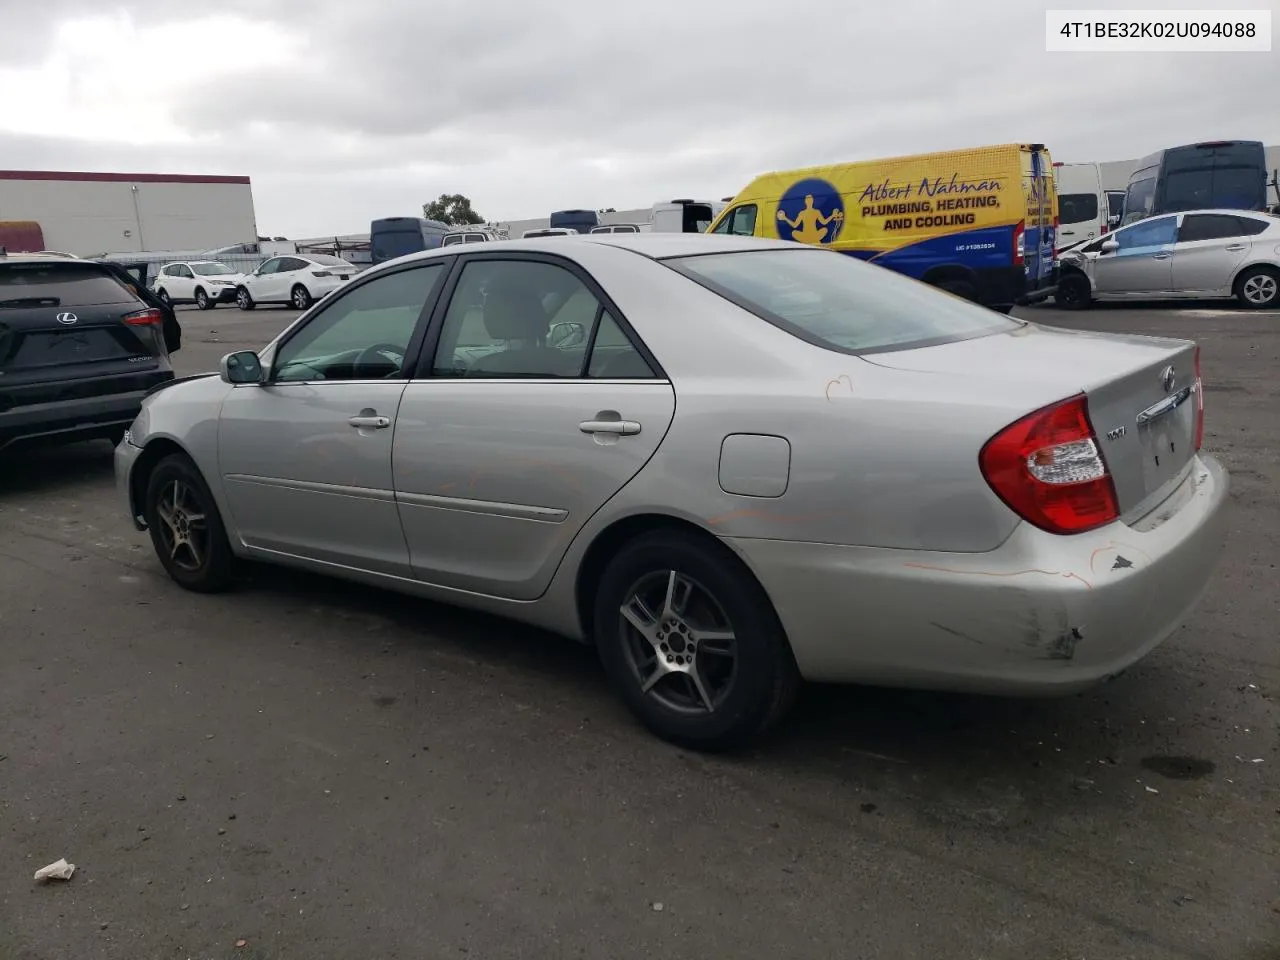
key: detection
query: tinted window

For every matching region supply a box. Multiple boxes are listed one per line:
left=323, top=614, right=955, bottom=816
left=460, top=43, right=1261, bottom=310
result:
left=1114, top=216, right=1177, bottom=251
left=1122, top=177, right=1156, bottom=225
left=1107, top=193, right=1125, bottom=218
left=272, top=264, right=443, bottom=382
left=1178, top=214, right=1248, bottom=242
left=1059, top=193, right=1099, bottom=225
left=432, top=259, right=608, bottom=378
left=587, top=311, right=655, bottom=378
left=0, top=262, right=135, bottom=307
left=667, top=248, right=1018, bottom=355
left=371, top=230, right=424, bottom=262
left=1236, top=216, right=1272, bottom=236
left=1162, top=169, right=1214, bottom=212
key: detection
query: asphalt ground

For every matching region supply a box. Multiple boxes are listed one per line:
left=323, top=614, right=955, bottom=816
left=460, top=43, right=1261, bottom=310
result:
left=1, top=299, right=1277, bottom=960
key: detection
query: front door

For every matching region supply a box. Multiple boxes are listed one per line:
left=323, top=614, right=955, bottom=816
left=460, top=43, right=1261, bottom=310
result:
left=1171, top=213, right=1254, bottom=294
left=1092, top=215, right=1178, bottom=295
left=244, top=257, right=282, bottom=302
left=217, top=259, right=447, bottom=574
left=392, top=254, right=676, bottom=600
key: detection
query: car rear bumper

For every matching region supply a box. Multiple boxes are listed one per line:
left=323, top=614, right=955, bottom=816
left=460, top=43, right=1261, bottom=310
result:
left=0, top=382, right=169, bottom=451
left=724, top=454, right=1229, bottom=695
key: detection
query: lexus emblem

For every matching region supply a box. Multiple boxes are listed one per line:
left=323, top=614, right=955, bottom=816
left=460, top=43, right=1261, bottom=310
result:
left=55, top=312, right=78, bottom=325
left=1160, top=365, right=1175, bottom=393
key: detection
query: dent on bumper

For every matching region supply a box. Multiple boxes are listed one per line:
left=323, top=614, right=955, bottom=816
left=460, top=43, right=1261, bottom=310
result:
left=725, top=455, right=1230, bottom=695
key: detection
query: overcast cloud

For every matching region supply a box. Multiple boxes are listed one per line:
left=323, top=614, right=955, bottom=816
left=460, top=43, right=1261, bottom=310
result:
left=0, top=0, right=1276, bottom=237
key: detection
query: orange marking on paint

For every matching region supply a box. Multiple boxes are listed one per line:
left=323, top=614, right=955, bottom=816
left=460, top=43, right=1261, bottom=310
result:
left=904, top=561, right=1093, bottom=591
left=824, top=374, right=854, bottom=401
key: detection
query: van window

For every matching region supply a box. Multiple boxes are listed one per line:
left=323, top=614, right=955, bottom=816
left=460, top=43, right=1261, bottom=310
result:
left=666, top=248, right=1018, bottom=355
left=712, top=205, right=757, bottom=237
left=1058, top=193, right=1098, bottom=225
left=1122, top=178, right=1156, bottom=224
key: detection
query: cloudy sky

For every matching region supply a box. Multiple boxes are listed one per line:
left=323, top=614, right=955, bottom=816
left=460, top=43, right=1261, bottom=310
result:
left=1, top=0, right=1275, bottom=237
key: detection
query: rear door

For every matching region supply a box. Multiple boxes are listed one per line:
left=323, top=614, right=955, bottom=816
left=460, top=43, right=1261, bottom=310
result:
left=0, top=260, right=164, bottom=389
left=1023, top=147, right=1054, bottom=283
left=1171, top=214, right=1256, bottom=294
left=392, top=253, right=676, bottom=600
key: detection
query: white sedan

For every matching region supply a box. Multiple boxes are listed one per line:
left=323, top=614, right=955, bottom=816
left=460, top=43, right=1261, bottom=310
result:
left=235, top=254, right=357, bottom=311
left=153, top=260, right=244, bottom=310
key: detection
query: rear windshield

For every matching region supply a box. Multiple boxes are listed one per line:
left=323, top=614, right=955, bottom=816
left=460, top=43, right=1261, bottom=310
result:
left=1059, top=193, right=1099, bottom=224
left=665, top=248, right=1019, bottom=355
left=308, top=255, right=351, bottom=267
left=0, top=262, right=134, bottom=307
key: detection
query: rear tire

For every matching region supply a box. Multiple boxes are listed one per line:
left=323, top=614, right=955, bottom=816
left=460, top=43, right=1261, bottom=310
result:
left=593, top=529, right=800, bottom=751
left=143, top=453, right=236, bottom=593
left=236, top=287, right=255, bottom=311
left=937, top=280, right=977, bottom=302
left=291, top=284, right=313, bottom=310
left=1234, top=266, right=1279, bottom=309
left=194, top=288, right=211, bottom=310
left=1055, top=273, right=1091, bottom=310
left=156, top=288, right=172, bottom=308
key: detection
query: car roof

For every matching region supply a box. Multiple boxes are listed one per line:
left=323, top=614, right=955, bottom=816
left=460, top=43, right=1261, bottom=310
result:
left=0, top=251, right=93, bottom=264
left=391, top=232, right=789, bottom=268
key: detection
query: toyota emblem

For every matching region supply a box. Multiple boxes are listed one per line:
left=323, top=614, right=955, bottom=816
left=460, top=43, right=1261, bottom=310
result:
left=55, top=312, right=78, bottom=325
left=1160, top=365, right=1175, bottom=393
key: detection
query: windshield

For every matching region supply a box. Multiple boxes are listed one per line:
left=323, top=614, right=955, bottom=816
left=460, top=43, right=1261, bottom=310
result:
left=1059, top=193, right=1099, bottom=225
left=1122, top=177, right=1156, bottom=225
left=665, top=248, right=1019, bottom=355
left=190, top=262, right=236, bottom=276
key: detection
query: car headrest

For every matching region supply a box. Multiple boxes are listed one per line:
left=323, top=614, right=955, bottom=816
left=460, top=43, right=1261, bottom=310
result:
left=482, top=275, right=551, bottom=341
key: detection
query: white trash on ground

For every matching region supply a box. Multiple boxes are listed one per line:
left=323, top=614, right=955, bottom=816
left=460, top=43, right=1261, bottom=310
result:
left=33, top=859, right=76, bottom=882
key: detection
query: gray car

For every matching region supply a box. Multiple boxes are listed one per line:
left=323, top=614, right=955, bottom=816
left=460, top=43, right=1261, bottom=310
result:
left=1055, top=209, right=1280, bottom=310
left=115, top=234, right=1230, bottom=750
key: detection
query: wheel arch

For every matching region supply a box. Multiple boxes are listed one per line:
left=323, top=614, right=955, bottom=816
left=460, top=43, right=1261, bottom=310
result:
left=128, top=436, right=198, bottom=528
left=1231, top=259, right=1280, bottom=289
left=920, top=264, right=979, bottom=288
left=572, top=511, right=783, bottom=645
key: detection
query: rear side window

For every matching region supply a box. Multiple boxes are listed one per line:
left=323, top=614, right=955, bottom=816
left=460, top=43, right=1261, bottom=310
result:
left=666, top=248, right=1019, bottom=355
left=1058, top=193, right=1098, bottom=225
left=0, top=263, right=135, bottom=307
left=1235, top=216, right=1272, bottom=236
left=1178, top=214, right=1248, bottom=242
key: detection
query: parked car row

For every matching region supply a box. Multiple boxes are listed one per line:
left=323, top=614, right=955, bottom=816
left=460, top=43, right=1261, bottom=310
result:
left=152, top=253, right=359, bottom=311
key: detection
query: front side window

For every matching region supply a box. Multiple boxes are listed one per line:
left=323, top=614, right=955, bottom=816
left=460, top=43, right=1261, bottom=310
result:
left=256, top=258, right=281, bottom=275
left=666, top=248, right=1018, bottom=355
left=1114, top=216, right=1178, bottom=251
left=271, top=263, right=443, bottom=382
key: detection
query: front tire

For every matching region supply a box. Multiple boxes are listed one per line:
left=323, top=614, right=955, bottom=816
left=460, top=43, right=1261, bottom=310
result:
left=1235, top=266, right=1279, bottom=309
left=593, top=530, right=800, bottom=751
left=291, top=284, right=313, bottom=310
left=236, top=287, right=256, bottom=311
left=143, top=453, right=235, bottom=593
left=1055, top=272, right=1091, bottom=310
left=194, top=287, right=211, bottom=310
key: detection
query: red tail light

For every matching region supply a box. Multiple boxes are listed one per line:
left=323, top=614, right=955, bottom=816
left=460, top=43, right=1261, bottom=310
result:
left=1013, top=220, right=1025, bottom=266
left=1193, top=345, right=1204, bottom=451
left=979, top=394, right=1120, bottom=535
left=123, top=308, right=163, bottom=326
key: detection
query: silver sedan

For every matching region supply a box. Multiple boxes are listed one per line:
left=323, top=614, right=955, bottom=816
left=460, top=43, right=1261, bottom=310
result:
left=115, top=234, right=1230, bottom=750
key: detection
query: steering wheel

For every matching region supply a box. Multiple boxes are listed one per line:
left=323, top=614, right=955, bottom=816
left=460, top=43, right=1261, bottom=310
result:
left=354, top=342, right=407, bottom=379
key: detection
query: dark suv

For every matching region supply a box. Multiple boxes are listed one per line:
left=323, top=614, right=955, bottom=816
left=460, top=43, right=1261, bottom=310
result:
left=0, top=252, right=176, bottom=453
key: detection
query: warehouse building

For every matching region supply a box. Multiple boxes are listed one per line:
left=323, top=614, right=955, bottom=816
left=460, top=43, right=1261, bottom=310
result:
left=0, top=170, right=258, bottom=257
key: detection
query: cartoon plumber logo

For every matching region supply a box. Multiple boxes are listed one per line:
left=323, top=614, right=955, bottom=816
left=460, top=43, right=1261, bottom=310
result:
left=775, top=177, right=844, bottom=245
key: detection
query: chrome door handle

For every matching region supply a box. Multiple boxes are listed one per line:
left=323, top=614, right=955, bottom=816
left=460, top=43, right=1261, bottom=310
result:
left=1151, top=253, right=1171, bottom=260
left=1225, top=244, right=1247, bottom=251
left=580, top=419, right=641, bottom=436
left=348, top=415, right=390, bottom=429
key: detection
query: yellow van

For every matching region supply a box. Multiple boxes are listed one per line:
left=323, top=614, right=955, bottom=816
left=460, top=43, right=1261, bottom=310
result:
left=708, top=143, right=1058, bottom=312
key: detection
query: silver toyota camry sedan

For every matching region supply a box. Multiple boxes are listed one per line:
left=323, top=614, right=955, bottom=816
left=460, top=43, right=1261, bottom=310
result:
left=115, top=234, right=1230, bottom=750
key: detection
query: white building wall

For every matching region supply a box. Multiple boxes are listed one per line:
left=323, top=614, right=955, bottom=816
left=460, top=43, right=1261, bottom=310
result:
left=0, top=174, right=257, bottom=256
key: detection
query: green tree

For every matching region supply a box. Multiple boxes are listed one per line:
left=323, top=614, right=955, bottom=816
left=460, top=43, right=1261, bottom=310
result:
left=422, top=193, right=485, bottom=225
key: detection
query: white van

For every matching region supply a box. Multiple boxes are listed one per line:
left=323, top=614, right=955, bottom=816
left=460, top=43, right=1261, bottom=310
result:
left=1052, top=162, right=1108, bottom=253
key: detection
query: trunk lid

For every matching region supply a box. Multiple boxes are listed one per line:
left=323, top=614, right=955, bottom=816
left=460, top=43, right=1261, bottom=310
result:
left=863, top=322, right=1199, bottom=516
left=0, top=261, right=162, bottom=390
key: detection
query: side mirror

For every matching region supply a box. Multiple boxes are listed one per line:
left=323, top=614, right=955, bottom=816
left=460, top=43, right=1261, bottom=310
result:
left=220, top=350, right=264, bottom=385
left=547, top=321, right=586, bottom=349
left=1100, top=239, right=1120, bottom=254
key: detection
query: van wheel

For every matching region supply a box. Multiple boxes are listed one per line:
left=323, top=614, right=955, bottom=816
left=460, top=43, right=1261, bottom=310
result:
left=937, top=280, right=977, bottom=302
left=1235, top=266, right=1279, bottom=309
left=1055, top=273, right=1091, bottom=310
left=194, top=288, right=211, bottom=310
left=593, top=529, right=800, bottom=751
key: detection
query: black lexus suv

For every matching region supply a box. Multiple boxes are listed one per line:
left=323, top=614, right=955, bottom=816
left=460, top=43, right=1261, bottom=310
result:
left=0, top=252, right=176, bottom=453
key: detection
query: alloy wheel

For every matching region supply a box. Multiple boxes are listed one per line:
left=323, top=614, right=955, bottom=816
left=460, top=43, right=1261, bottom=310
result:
left=618, top=569, right=738, bottom=714
left=154, top=478, right=209, bottom=572
left=1242, top=273, right=1277, bottom=306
